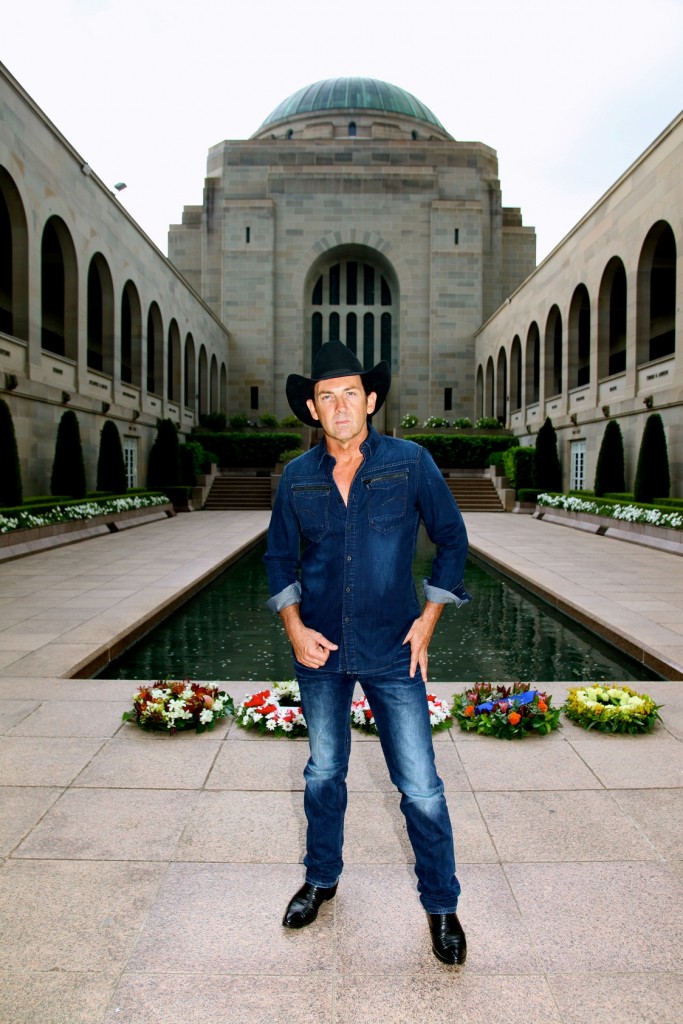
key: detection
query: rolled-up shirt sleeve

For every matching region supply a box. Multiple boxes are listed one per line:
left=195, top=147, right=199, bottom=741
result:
left=417, top=448, right=473, bottom=608
left=263, top=465, right=303, bottom=614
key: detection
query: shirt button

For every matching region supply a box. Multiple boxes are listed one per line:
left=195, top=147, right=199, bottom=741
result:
left=347, top=555, right=352, bottom=562
left=346, top=586, right=351, bottom=593
left=344, top=616, right=350, bottom=623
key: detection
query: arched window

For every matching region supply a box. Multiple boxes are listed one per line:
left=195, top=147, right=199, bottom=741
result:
left=307, top=253, right=396, bottom=373
left=568, top=285, right=591, bottom=388
left=496, top=348, right=507, bottom=424
left=184, top=332, right=196, bottom=411
left=41, top=216, right=77, bottom=359
left=87, top=254, right=114, bottom=375
left=475, top=365, right=484, bottom=419
left=485, top=357, right=495, bottom=418
left=510, top=336, right=522, bottom=410
left=167, top=319, right=181, bottom=402
left=363, top=313, right=374, bottom=368
left=598, top=258, right=627, bottom=377
left=346, top=312, right=357, bottom=354
left=198, top=345, right=209, bottom=416
left=121, top=281, right=142, bottom=387
left=544, top=305, right=563, bottom=397
left=0, top=166, right=29, bottom=340
left=146, top=302, right=164, bottom=394
left=220, top=363, right=228, bottom=413
left=525, top=322, right=540, bottom=404
left=348, top=121, right=357, bottom=137
left=637, top=221, right=676, bottom=364
left=210, top=354, right=219, bottom=412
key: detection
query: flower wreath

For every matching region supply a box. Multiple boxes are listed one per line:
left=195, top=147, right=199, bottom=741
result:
left=233, top=680, right=308, bottom=738
left=452, top=682, right=561, bottom=739
left=562, top=685, right=662, bottom=734
left=350, top=693, right=453, bottom=735
left=122, top=680, right=233, bottom=733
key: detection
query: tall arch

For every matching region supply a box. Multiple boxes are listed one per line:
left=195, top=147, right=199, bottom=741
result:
left=525, top=321, right=540, bottom=404
left=485, top=356, right=494, bottom=418
left=167, top=319, right=181, bottom=402
left=184, top=333, right=196, bottom=412
left=496, top=347, right=507, bottom=424
left=210, top=353, right=219, bottom=412
left=544, top=305, right=562, bottom=397
left=198, top=344, right=209, bottom=415
left=41, top=216, right=78, bottom=359
left=121, top=280, right=142, bottom=387
left=475, top=365, right=484, bottom=419
left=146, top=301, right=163, bottom=394
left=510, top=335, right=522, bottom=411
left=637, top=221, right=676, bottom=364
left=87, top=253, right=114, bottom=375
left=219, top=362, right=228, bottom=413
left=305, top=246, right=398, bottom=373
left=0, top=166, right=29, bottom=340
left=598, top=257, right=627, bottom=377
left=568, top=284, right=591, bottom=388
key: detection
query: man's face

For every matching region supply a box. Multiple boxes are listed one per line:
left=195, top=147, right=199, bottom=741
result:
left=307, top=375, right=377, bottom=445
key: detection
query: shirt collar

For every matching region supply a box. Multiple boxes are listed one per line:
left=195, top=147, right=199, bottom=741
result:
left=315, top=424, right=380, bottom=469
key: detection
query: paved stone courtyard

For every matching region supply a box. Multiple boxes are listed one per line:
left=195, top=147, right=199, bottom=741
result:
left=0, top=512, right=681, bottom=1023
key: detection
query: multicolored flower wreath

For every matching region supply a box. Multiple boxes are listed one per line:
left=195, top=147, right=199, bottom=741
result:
left=233, top=680, right=308, bottom=738
left=122, top=680, right=233, bottom=733
left=452, top=682, right=560, bottom=739
left=562, top=685, right=662, bottom=734
left=350, top=692, right=454, bottom=735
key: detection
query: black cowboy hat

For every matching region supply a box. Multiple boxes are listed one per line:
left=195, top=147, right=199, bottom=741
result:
left=286, top=341, right=391, bottom=428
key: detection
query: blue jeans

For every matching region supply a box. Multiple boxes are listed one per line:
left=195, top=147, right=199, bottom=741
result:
left=295, top=646, right=461, bottom=914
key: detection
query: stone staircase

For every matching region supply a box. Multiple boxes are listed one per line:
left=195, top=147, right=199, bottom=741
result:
left=203, top=471, right=506, bottom=513
left=444, top=475, right=505, bottom=512
left=203, top=474, right=272, bottom=510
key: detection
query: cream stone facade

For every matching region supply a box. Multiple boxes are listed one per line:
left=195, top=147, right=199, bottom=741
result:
left=475, top=111, right=682, bottom=495
left=0, top=62, right=230, bottom=496
left=169, top=78, right=536, bottom=431
left=2, top=63, right=680, bottom=500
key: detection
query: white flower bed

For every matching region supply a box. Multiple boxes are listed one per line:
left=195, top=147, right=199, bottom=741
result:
left=0, top=494, right=169, bottom=534
left=537, top=493, right=683, bottom=530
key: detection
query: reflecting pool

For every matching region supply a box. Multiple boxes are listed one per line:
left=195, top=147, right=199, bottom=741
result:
left=102, top=532, right=659, bottom=683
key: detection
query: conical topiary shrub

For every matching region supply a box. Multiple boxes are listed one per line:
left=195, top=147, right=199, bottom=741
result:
left=534, top=417, right=562, bottom=492
left=51, top=409, right=87, bottom=499
left=147, top=418, right=180, bottom=489
left=96, top=419, right=127, bottom=494
left=0, top=398, right=23, bottom=507
left=634, top=413, right=670, bottom=504
left=594, top=420, right=625, bottom=497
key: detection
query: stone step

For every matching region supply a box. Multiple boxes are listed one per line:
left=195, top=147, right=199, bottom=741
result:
left=445, top=477, right=504, bottom=512
left=203, top=476, right=272, bottom=510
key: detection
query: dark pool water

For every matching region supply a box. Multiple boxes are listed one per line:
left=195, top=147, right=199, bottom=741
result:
left=101, top=532, right=659, bottom=683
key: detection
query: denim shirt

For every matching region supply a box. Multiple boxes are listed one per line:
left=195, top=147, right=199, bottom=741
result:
left=264, top=426, right=472, bottom=675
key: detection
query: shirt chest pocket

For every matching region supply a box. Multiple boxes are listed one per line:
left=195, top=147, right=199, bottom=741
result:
left=291, top=485, right=331, bottom=542
left=364, top=471, right=409, bottom=533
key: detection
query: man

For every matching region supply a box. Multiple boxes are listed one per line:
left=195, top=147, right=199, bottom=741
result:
left=264, top=341, right=472, bottom=965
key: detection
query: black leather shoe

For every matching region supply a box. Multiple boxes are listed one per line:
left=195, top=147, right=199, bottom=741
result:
left=282, top=882, right=338, bottom=929
left=428, top=912, right=467, bottom=965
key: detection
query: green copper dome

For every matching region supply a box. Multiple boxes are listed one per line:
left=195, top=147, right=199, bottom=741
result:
left=259, top=77, right=446, bottom=131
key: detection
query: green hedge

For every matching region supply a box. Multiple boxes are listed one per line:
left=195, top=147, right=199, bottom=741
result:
left=191, top=432, right=302, bottom=468
left=409, top=434, right=516, bottom=468
left=538, top=492, right=680, bottom=515
left=517, top=488, right=543, bottom=503
left=501, top=446, right=535, bottom=489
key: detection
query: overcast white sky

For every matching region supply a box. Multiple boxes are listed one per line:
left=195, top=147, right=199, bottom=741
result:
left=4, top=0, right=683, bottom=261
